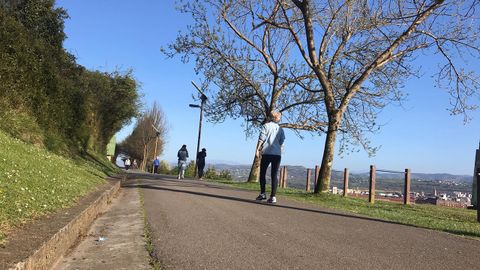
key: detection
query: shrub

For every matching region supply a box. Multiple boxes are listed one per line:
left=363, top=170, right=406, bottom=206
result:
left=203, top=166, right=233, bottom=180
left=158, top=160, right=170, bottom=174
left=204, top=166, right=218, bottom=179
left=0, top=109, right=44, bottom=147
left=219, top=169, right=233, bottom=181
left=0, top=4, right=140, bottom=157
left=170, top=166, right=179, bottom=175
left=184, top=161, right=195, bottom=177
left=44, top=132, right=69, bottom=155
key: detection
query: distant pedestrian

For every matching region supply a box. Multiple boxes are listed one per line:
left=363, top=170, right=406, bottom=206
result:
left=153, top=157, right=160, bottom=174
left=256, top=111, right=285, bottom=204
left=177, top=145, right=189, bottom=179
left=133, top=159, right=138, bottom=169
left=125, top=158, right=131, bottom=170
left=197, top=148, right=207, bottom=180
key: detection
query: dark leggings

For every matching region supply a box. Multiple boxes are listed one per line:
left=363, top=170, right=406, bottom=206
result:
left=198, top=162, right=205, bottom=178
left=259, top=154, right=281, bottom=197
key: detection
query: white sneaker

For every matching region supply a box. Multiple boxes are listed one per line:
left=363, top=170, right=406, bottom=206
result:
left=267, top=196, right=277, bottom=204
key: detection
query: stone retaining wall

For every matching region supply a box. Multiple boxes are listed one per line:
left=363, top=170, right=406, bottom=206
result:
left=11, top=178, right=122, bottom=270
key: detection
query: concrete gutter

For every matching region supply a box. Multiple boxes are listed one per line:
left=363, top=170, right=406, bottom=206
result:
left=10, top=177, right=123, bottom=270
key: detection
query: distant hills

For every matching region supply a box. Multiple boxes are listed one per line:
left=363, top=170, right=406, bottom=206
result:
left=211, top=163, right=472, bottom=182
left=352, top=171, right=472, bottom=183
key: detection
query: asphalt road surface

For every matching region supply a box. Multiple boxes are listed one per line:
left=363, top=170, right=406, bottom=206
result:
left=126, top=173, right=479, bottom=270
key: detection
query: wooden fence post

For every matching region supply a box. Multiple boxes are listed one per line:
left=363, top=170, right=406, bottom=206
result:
left=306, top=169, right=311, bottom=192
left=279, top=166, right=284, bottom=188
left=283, top=166, right=288, bottom=188
left=343, top=168, right=349, bottom=197
left=314, top=165, right=319, bottom=188
left=369, top=165, right=376, bottom=204
left=404, top=168, right=411, bottom=205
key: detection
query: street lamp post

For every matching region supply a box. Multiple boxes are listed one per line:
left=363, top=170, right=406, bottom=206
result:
left=190, top=81, right=207, bottom=178
left=151, top=124, right=161, bottom=173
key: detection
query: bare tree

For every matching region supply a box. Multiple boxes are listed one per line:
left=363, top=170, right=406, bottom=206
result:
left=120, top=102, right=168, bottom=170
left=164, top=0, right=328, bottom=182
left=266, top=0, right=480, bottom=192
left=166, top=0, right=479, bottom=190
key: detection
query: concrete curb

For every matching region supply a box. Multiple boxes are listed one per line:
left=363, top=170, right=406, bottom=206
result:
left=11, top=176, right=123, bottom=270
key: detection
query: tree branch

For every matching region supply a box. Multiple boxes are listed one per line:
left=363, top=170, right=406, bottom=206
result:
left=344, top=0, right=446, bottom=114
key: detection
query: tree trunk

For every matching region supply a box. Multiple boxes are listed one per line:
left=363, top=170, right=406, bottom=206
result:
left=141, top=144, right=147, bottom=171
left=247, top=138, right=262, bottom=182
left=315, top=119, right=339, bottom=193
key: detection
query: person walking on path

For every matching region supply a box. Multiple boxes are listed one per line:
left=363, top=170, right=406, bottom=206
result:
left=177, top=145, right=189, bottom=179
left=197, top=148, right=207, bottom=180
left=256, top=111, right=285, bottom=204
left=153, top=157, right=160, bottom=174
left=124, top=158, right=131, bottom=170
left=132, top=159, right=138, bottom=169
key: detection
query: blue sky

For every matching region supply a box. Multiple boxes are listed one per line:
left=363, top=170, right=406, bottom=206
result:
left=56, top=0, right=480, bottom=175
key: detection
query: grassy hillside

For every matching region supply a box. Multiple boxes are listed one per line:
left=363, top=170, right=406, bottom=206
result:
left=0, top=130, right=118, bottom=245
left=0, top=1, right=138, bottom=247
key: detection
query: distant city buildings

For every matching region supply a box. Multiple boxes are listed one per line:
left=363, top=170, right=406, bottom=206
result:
left=413, top=189, right=472, bottom=208
left=336, top=184, right=473, bottom=209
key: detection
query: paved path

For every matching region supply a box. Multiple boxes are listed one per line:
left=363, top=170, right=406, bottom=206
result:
left=52, top=187, right=150, bottom=270
left=130, top=173, right=479, bottom=270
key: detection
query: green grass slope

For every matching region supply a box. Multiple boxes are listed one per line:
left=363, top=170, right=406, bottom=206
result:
left=0, top=130, right=118, bottom=244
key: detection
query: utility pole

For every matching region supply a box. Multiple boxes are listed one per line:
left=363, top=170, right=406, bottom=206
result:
left=190, top=81, right=208, bottom=178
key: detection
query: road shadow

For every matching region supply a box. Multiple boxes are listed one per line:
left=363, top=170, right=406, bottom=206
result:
left=123, top=173, right=243, bottom=191
left=123, top=178, right=420, bottom=229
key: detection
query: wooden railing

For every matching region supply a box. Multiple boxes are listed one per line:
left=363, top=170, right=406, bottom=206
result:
left=278, top=164, right=412, bottom=205
left=277, top=165, right=477, bottom=221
